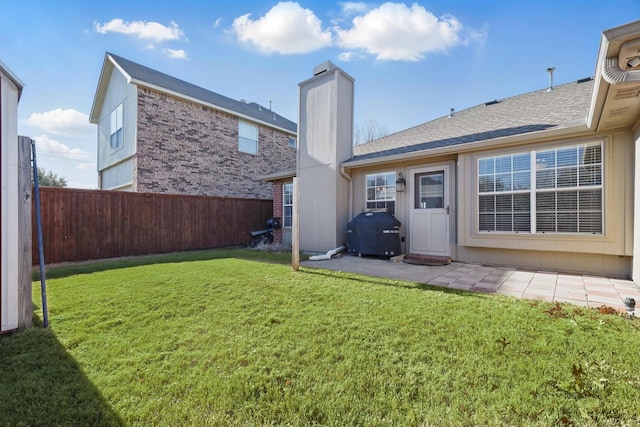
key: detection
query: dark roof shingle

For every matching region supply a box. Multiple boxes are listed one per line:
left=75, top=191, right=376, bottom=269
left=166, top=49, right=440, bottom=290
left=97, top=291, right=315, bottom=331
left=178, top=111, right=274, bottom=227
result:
left=349, top=78, right=593, bottom=162
left=108, top=53, right=297, bottom=133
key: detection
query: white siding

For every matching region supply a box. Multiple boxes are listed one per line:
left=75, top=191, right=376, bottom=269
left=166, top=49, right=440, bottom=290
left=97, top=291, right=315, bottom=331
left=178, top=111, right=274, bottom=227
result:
left=297, top=65, right=354, bottom=253
left=1, top=68, right=20, bottom=332
left=101, top=158, right=134, bottom=190
left=97, top=67, right=137, bottom=178
left=632, top=125, right=640, bottom=281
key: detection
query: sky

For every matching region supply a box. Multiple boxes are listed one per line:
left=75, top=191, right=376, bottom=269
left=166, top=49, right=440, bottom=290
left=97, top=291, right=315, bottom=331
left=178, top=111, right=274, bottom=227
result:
left=1, top=1, right=638, bottom=189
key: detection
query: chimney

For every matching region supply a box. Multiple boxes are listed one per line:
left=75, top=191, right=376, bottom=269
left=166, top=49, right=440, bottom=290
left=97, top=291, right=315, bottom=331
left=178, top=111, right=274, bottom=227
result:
left=297, top=61, right=354, bottom=253
left=546, top=67, right=555, bottom=91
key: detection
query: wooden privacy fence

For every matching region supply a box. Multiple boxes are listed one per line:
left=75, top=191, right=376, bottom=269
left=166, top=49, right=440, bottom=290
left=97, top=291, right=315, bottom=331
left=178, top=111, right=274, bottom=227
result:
left=32, top=187, right=273, bottom=265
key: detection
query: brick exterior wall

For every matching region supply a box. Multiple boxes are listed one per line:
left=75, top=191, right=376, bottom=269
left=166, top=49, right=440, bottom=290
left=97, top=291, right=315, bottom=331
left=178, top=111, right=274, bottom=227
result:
left=272, top=180, right=284, bottom=244
left=135, top=87, right=297, bottom=199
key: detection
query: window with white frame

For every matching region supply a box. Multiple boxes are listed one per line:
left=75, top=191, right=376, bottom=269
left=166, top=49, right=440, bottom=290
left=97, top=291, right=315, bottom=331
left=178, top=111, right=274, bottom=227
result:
left=478, top=142, right=603, bottom=234
left=288, top=137, right=297, bottom=148
left=366, top=172, right=396, bottom=215
left=239, top=121, right=258, bottom=154
left=283, top=183, right=294, bottom=227
left=110, top=103, right=123, bottom=150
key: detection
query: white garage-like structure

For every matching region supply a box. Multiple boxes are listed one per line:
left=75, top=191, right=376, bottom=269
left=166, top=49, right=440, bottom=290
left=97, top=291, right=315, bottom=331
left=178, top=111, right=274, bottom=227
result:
left=1, top=59, right=31, bottom=333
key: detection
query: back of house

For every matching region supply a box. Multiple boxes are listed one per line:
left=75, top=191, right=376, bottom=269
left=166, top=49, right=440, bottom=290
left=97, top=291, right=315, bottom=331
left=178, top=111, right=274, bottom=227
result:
left=90, top=53, right=297, bottom=199
left=269, top=20, right=640, bottom=280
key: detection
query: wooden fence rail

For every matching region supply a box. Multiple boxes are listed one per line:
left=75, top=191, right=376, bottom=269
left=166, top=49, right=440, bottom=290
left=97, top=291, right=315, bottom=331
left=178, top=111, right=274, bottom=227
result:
left=32, top=187, right=273, bottom=265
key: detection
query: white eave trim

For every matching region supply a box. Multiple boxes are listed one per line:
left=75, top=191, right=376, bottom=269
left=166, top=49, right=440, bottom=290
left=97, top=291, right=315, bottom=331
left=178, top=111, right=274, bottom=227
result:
left=260, top=169, right=296, bottom=181
left=0, top=59, right=25, bottom=100
left=587, top=20, right=640, bottom=131
left=90, top=54, right=297, bottom=135
left=89, top=54, right=120, bottom=124
left=342, top=122, right=591, bottom=169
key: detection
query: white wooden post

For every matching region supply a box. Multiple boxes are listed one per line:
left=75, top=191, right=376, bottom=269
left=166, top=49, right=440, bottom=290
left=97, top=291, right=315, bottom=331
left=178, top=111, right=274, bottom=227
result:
left=292, top=177, right=299, bottom=271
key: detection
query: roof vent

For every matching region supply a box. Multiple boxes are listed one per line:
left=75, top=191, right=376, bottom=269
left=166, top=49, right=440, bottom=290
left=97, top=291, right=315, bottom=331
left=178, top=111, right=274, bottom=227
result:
left=546, top=67, right=555, bottom=92
left=313, top=61, right=337, bottom=76
left=485, top=99, right=500, bottom=106
left=576, top=77, right=593, bottom=84
left=449, top=108, right=454, bottom=117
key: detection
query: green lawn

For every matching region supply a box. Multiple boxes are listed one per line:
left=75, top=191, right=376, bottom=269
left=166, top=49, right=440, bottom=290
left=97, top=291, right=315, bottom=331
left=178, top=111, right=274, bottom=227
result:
left=2, top=248, right=640, bottom=426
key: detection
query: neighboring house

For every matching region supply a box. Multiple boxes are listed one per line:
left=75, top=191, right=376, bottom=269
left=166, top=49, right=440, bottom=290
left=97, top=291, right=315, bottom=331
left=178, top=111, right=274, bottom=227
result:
left=267, top=20, right=640, bottom=281
left=90, top=53, right=297, bottom=199
left=1, top=60, right=31, bottom=333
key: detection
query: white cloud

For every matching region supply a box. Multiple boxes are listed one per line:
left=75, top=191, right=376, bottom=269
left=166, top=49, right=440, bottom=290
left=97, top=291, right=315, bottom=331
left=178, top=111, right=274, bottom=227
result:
left=94, top=18, right=185, bottom=42
left=25, top=108, right=93, bottom=138
left=340, top=2, right=369, bottom=16
left=464, top=23, right=488, bottom=47
left=336, top=3, right=463, bottom=61
left=338, top=51, right=365, bottom=62
left=214, top=18, right=223, bottom=28
left=232, top=2, right=332, bottom=54
left=34, top=135, right=92, bottom=162
left=163, top=48, right=188, bottom=59
left=338, top=51, right=355, bottom=62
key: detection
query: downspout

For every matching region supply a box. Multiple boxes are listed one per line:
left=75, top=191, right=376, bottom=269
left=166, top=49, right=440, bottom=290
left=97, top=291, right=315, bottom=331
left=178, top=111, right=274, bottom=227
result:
left=340, top=166, right=353, bottom=220
left=307, top=164, right=350, bottom=261
left=309, top=245, right=346, bottom=261
left=602, top=57, right=640, bottom=85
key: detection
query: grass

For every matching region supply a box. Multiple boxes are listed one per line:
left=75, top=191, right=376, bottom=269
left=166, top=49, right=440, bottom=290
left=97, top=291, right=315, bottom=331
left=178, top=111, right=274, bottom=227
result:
left=3, top=248, right=640, bottom=426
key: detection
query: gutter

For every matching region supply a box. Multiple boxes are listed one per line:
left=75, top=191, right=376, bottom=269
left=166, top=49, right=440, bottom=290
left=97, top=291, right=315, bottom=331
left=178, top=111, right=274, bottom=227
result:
left=340, top=166, right=353, bottom=219
left=587, top=20, right=640, bottom=131
left=342, top=121, right=591, bottom=169
left=133, top=80, right=298, bottom=135
left=95, top=54, right=297, bottom=134
left=0, top=59, right=25, bottom=100
left=260, top=168, right=296, bottom=182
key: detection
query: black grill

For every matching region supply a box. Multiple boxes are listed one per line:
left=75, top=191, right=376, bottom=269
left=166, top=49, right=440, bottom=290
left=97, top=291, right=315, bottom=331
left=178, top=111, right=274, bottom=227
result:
left=347, top=212, right=401, bottom=257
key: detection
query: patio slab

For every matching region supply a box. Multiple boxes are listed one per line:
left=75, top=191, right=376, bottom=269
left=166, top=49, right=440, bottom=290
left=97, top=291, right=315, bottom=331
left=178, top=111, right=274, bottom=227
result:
left=302, top=254, right=639, bottom=313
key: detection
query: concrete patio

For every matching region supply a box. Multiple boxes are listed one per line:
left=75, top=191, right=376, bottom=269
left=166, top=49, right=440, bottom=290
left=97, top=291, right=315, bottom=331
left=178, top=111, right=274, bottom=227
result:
left=302, top=254, right=640, bottom=313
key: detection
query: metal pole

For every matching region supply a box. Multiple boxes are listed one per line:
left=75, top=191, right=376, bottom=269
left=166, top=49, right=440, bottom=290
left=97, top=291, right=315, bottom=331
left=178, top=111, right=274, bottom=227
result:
left=292, top=177, right=300, bottom=271
left=31, top=140, right=48, bottom=328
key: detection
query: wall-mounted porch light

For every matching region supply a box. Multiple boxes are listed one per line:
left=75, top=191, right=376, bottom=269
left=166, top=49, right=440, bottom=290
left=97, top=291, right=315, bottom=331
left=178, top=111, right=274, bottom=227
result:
left=395, top=172, right=406, bottom=193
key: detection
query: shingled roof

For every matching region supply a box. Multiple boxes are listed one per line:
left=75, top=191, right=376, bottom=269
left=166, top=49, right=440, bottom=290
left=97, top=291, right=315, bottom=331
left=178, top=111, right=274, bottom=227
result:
left=349, top=78, right=594, bottom=163
left=99, top=53, right=296, bottom=133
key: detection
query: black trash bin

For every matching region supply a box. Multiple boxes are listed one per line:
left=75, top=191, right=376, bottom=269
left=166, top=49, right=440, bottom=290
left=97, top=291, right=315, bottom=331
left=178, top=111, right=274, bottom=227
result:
left=347, top=212, right=401, bottom=256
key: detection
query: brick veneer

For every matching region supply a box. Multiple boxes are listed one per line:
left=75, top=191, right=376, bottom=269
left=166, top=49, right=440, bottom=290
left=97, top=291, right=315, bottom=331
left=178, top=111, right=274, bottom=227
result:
left=135, top=88, right=296, bottom=199
left=272, top=179, right=285, bottom=244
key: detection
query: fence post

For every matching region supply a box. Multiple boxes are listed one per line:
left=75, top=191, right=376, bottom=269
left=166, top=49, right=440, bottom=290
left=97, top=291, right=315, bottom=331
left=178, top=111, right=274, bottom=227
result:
left=292, top=177, right=300, bottom=271
left=17, top=136, right=33, bottom=330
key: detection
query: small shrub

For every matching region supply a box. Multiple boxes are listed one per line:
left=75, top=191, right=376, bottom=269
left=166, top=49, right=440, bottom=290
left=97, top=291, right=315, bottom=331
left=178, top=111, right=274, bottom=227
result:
left=597, top=305, right=619, bottom=315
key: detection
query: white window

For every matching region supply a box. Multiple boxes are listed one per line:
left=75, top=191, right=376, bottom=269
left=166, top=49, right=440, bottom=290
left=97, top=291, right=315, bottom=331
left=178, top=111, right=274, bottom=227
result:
left=239, top=121, right=258, bottom=154
left=288, top=137, right=297, bottom=148
left=478, top=142, right=603, bottom=234
left=365, top=172, right=396, bottom=215
left=283, top=183, right=293, bottom=227
left=110, top=104, right=123, bottom=150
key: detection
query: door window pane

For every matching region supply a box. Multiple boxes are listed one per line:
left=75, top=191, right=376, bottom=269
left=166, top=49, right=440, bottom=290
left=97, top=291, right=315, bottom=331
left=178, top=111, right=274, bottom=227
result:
left=415, top=172, right=444, bottom=209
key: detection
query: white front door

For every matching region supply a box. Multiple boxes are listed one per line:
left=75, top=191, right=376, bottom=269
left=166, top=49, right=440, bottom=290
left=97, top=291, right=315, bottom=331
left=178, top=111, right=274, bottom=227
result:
left=409, top=165, right=451, bottom=256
